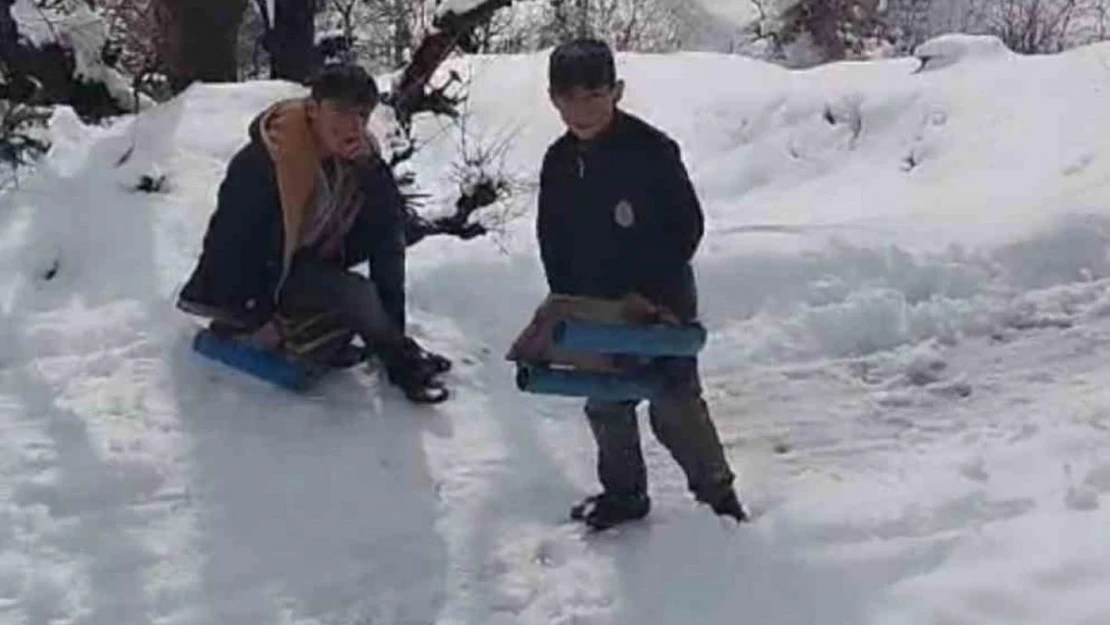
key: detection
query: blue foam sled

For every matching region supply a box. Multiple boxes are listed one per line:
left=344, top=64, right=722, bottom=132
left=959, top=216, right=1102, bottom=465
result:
left=515, top=364, right=657, bottom=402
left=551, top=320, right=707, bottom=357
left=193, top=328, right=315, bottom=391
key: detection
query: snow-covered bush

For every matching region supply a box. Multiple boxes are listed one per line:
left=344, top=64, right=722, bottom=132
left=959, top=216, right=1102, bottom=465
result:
left=8, top=0, right=152, bottom=117
left=886, top=0, right=1110, bottom=53
left=0, top=100, right=50, bottom=189
left=740, top=0, right=901, bottom=67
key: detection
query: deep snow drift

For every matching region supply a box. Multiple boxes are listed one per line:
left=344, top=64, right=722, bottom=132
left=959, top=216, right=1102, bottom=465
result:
left=2, top=35, right=1110, bottom=624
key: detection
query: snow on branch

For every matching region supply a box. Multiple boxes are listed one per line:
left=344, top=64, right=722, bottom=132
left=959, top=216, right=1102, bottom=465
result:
left=7, top=0, right=152, bottom=116
left=435, top=0, right=495, bottom=21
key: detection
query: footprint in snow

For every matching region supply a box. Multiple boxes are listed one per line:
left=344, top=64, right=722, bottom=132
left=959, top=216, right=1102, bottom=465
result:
left=1065, top=485, right=1100, bottom=511
left=959, top=458, right=989, bottom=483
left=1081, top=463, right=1110, bottom=492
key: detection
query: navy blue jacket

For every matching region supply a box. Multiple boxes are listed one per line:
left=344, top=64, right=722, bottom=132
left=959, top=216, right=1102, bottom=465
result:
left=178, top=111, right=408, bottom=330
left=537, top=110, right=703, bottom=320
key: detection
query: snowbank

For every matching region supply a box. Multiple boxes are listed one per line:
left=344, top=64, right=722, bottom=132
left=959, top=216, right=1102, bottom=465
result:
left=2, top=36, right=1110, bottom=625
left=400, top=36, right=1110, bottom=366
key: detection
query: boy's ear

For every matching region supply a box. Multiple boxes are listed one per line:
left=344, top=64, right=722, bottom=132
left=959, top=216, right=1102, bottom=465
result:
left=613, top=80, right=625, bottom=104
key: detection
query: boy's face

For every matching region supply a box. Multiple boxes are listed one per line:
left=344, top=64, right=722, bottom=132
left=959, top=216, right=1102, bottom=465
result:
left=307, top=98, right=375, bottom=159
left=549, top=81, right=624, bottom=141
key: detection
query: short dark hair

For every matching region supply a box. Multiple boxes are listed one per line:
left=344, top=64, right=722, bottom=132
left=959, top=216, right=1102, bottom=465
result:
left=548, top=39, right=616, bottom=93
left=308, top=63, right=380, bottom=108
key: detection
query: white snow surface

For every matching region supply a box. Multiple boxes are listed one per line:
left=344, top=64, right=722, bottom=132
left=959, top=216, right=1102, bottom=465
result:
left=434, top=0, right=493, bottom=20
left=3, top=35, right=1110, bottom=624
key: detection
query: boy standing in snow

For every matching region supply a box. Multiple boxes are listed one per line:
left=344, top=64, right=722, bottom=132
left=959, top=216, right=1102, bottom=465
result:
left=532, top=39, right=748, bottom=529
left=178, top=63, right=450, bottom=403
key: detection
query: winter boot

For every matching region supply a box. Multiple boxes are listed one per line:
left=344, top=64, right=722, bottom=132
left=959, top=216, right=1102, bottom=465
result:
left=422, top=349, right=452, bottom=375
left=325, top=342, right=370, bottom=369
left=570, top=492, right=650, bottom=531
left=386, top=366, right=448, bottom=404
left=402, top=336, right=452, bottom=376
left=383, top=340, right=449, bottom=404
left=710, top=489, right=749, bottom=524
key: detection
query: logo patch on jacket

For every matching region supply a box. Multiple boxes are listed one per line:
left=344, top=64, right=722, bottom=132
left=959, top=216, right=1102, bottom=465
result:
left=614, top=199, right=635, bottom=228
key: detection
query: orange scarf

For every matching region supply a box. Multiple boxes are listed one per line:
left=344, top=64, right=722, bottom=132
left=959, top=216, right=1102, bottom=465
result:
left=258, top=98, right=323, bottom=291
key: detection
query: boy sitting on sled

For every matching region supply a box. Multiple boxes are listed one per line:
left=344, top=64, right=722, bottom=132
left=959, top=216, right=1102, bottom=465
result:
left=509, top=39, right=748, bottom=530
left=177, top=63, right=449, bottom=403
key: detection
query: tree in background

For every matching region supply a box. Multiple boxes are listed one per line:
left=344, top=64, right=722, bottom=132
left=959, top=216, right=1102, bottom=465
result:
left=965, top=0, right=1110, bottom=53
left=253, top=0, right=319, bottom=82
left=1, top=0, right=142, bottom=186
left=538, top=0, right=683, bottom=50
left=739, top=0, right=898, bottom=66
left=1, top=0, right=149, bottom=116
left=383, top=0, right=514, bottom=244
left=314, top=0, right=439, bottom=73
left=154, top=0, right=250, bottom=93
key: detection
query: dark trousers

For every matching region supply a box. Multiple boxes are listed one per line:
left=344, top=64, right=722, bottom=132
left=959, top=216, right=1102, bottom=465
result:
left=278, top=255, right=404, bottom=353
left=584, top=359, right=735, bottom=504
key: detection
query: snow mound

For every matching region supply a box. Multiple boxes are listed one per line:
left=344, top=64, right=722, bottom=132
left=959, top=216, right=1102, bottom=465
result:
left=914, top=34, right=1015, bottom=71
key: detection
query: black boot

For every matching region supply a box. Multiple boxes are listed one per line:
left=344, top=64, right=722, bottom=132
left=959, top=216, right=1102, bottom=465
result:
left=710, top=490, right=749, bottom=524
left=402, top=336, right=452, bottom=376
left=325, top=342, right=369, bottom=369
left=422, top=349, right=452, bottom=375
left=570, top=492, right=650, bottom=531
left=383, top=340, right=449, bottom=404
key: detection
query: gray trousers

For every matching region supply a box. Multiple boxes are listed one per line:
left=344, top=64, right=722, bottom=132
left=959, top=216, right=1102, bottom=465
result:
left=278, top=256, right=404, bottom=353
left=584, top=358, right=735, bottom=504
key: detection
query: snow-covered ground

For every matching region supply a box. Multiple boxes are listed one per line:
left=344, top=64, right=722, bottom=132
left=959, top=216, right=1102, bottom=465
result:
left=2, top=35, right=1110, bottom=624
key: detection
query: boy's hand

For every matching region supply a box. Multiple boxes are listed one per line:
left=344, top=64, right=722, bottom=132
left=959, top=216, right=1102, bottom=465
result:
left=339, top=133, right=374, bottom=161
left=245, top=320, right=283, bottom=350
left=622, top=292, right=680, bottom=325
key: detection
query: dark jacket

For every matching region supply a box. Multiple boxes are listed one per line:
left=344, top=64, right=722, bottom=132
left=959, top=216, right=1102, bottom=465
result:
left=537, top=110, right=703, bottom=320
left=178, top=101, right=408, bottom=331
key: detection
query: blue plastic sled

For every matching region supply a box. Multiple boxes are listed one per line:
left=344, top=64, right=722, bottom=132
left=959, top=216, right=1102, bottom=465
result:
left=193, top=328, right=318, bottom=392
left=515, top=364, right=658, bottom=402
left=551, top=319, right=707, bottom=357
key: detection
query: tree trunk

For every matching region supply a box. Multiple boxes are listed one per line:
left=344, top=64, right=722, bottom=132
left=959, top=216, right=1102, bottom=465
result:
left=0, top=0, right=32, bottom=98
left=391, top=0, right=413, bottom=69
left=267, top=0, right=317, bottom=82
left=805, top=0, right=847, bottom=62
left=157, top=0, right=249, bottom=94
left=575, top=0, right=589, bottom=37
left=386, top=0, right=512, bottom=245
